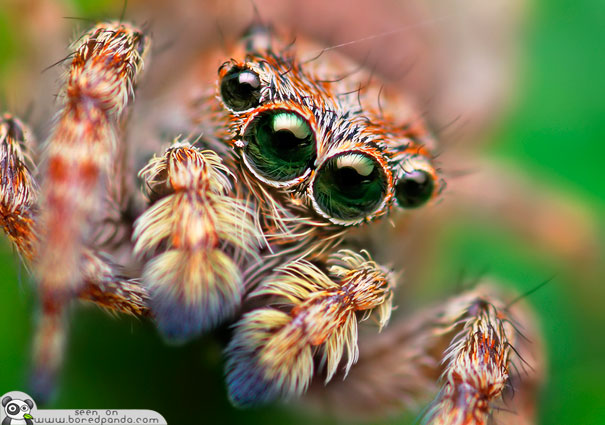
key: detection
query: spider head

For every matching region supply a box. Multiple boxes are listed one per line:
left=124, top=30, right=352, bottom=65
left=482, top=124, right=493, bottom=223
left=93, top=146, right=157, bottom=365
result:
left=216, top=36, right=442, bottom=227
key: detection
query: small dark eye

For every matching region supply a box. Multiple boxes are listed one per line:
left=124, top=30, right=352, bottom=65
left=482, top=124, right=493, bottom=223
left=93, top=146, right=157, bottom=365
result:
left=244, top=110, right=315, bottom=181
left=395, top=169, right=435, bottom=208
left=7, top=404, right=17, bottom=413
left=220, top=66, right=261, bottom=111
left=313, top=152, right=387, bottom=221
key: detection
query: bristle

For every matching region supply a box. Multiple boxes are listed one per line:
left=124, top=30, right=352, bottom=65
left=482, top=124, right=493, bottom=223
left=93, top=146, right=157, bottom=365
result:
left=225, top=249, right=394, bottom=406
left=425, top=299, right=514, bottom=425
left=327, top=249, right=394, bottom=329
left=0, top=114, right=37, bottom=260
left=36, top=22, right=150, bottom=297
left=134, top=143, right=260, bottom=341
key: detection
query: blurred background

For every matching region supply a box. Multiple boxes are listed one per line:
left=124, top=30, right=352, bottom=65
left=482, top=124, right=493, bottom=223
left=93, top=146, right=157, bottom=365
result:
left=0, top=0, right=603, bottom=424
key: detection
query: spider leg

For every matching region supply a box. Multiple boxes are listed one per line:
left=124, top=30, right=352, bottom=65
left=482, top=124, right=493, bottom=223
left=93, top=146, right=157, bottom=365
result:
left=308, top=284, right=544, bottom=425
left=224, top=249, right=395, bottom=407
left=30, top=295, right=65, bottom=400
left=1, top=112, right=150, bottom=316
left=425, top=292, right=522, bottom=424
left=35, top=21, right=150, bottom=298
left=28, top=249, right=153, bottom=400
left=0, top=114, right=37, bottom=261
left=0, top=112, right=152, bottom=400
left=132, top=141, right=260, bottom=342
left=78, top=251, right=150, bottom=318
left=0, top=22, right=152, bottom=401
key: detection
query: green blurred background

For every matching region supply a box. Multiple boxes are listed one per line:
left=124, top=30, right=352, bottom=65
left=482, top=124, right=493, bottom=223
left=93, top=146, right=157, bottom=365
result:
left=0, top=0, right=603, bottom=424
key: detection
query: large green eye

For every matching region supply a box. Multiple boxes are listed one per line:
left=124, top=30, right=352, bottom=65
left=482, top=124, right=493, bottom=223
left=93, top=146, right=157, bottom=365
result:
left=244, top=110, right=316, bottom=182
left=313, top=152, right=387, bottom=221
left=220, top=66, right=261, bottom=111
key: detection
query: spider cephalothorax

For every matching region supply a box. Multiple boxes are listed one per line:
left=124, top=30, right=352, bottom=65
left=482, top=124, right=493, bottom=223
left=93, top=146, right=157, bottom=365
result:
left=0, top=17, right=543, bottom=425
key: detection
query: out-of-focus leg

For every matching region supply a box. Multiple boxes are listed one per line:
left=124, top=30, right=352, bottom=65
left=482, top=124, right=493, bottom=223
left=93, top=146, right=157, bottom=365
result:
left=0, top=114, right=37, bottom=261
left=1, top=113, right=150, bottom=319
left=306, top=284, right=544, bottom=425
left=1, top=21, right=151, bottom=400
left=35, top=21, right=150, bottom=299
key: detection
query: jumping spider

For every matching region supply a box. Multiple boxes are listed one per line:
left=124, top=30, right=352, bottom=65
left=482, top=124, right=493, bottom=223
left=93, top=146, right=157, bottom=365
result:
left=0, top=11, right=548, bottom=425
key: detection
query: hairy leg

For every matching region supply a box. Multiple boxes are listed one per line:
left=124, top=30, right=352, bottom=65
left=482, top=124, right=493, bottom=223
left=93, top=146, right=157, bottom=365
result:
left=225, top=249, right=395, bottom=407
left=0, top=114, right=37, bottom=261
left=132, top=141, right=260, bottom=342
left=35, top=21, right=150, bottom=297
left=306, top=284, right=544, bottom=425
left=0, top=22, right=151, bottom=399
left=0, top=113, right=149, bottom=318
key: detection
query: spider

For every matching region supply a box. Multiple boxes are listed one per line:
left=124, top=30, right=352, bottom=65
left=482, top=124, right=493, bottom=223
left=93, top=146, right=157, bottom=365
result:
left=5, top=1, right=599, bottom=424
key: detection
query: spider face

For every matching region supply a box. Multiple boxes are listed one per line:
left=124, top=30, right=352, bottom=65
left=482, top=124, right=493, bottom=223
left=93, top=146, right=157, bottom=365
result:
left=217, top=43, right=441, bottom=227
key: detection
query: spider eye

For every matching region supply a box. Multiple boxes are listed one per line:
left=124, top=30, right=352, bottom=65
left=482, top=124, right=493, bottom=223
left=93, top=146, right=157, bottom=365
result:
left=313, top=152, right=387, bottom=221
left=220, top=66, right=261, bottom=111
left=395, top=168, right=435, bottom=208
left=244, top=110, right=316, bottom=181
